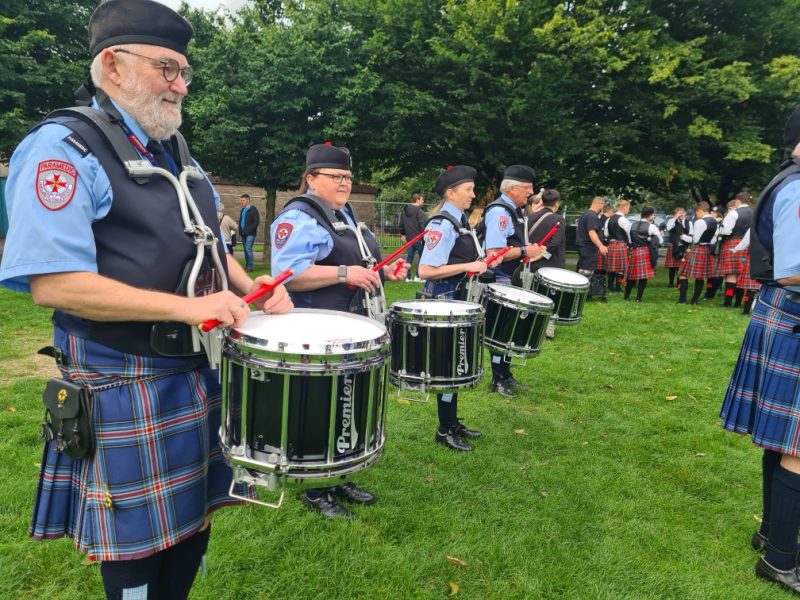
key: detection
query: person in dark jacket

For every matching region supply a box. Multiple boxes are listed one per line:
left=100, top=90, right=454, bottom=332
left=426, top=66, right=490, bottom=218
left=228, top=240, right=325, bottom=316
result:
left=239, top=193, right=260, bottom=271
left=528, top=188, right=566, bottom=338
left=400, top=192, right=427, bottom=281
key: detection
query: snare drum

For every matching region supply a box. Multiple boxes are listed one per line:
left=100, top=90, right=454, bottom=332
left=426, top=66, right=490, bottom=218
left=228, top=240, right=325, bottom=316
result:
left=483, top=284, right=554, bottom=357
left=388, top=300, right=484, bottom=392
left=532, top=267, right=590, bottom=325
left=220, top=309, right=390, bottom=488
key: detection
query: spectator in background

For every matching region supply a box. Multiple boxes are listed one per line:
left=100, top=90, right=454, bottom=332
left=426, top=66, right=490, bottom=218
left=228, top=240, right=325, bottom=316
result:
left=239, top=193, right=259, bottom=271
left=217, top=203, right=238, bottom=255
left=399, top=192, right=426, bottom=282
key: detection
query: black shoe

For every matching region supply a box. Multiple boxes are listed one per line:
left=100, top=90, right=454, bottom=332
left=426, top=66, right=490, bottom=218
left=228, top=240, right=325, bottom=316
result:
left=755, top=557, right=800, bottom=593
left=505, top=376, right=529, bottom=391
left=304, top=491, right=354, bottom=519
left=752, top=531, right=767, bottom=551
left=490, top=378, right=515, bottom=397
left=452, top=419, right=482, bottom=439
left=676, top=300, right=687, bottom=305
left=332, top=482, right=376, bottom=505
left=435, top=429, right=472, bottom=452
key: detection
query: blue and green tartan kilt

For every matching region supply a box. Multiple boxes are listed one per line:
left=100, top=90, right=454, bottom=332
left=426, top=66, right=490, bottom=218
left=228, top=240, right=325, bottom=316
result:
left=680, top=244, right=714, bottom=279
left=720, top=285, right=800, bottom=455
left=626, top=246, right=654, bottom=280
left=715, top=237, right=744, bottom=276
left=664, top=243, right=683, bottom=269
left=30, top=327, right=247, bottom=561
left=736, top=250, right=761, bottom=291
left=605, top=241, right=629, bottom=274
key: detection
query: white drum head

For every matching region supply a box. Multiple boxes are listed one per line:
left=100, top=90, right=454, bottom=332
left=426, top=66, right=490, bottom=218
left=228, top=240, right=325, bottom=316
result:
left=232, top=309, right=387, bottom=355
left=390, top=299, right=483, bottom=317
left=487, top=283, right=553, bottom=308
left=537, top=268, right=590, bottom=286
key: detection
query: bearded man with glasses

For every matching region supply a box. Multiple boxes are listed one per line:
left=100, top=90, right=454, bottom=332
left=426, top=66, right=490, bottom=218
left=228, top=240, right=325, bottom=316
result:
left=0, top=1, right=293, bottom=598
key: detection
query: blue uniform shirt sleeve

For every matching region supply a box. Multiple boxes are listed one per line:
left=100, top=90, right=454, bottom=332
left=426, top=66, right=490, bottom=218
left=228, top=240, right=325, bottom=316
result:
left=270, top=208, right=334, bottom=279
left=0, top=123, right=112, bottom=293
left=483, top=201, right=514, bottom=250
left=420, top=218, right=458, bottom=267
left=772, top=178, right=800, bottom=283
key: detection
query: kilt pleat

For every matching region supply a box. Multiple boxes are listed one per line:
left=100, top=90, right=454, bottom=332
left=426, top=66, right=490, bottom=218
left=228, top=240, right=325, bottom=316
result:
left=664, top=243, right=684, bottom=269
left=715, top=237, right=744, bottom=276
left=680, top=244, right=714, bottom=279
left=29, top=328, right=246, bottom=561
left=737, top=250, right=761, bottom=291
left=626, top=246, right=655, bottom=280
left=596, top=250, right=606, bottom=271
left=720, top=286, right=800, bottom=456
left=605, top=240, right=629, bottom=273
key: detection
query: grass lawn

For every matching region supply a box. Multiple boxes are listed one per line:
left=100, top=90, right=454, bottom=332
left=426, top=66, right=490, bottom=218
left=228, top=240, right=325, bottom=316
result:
left=0, top=261, right=781, bottom=599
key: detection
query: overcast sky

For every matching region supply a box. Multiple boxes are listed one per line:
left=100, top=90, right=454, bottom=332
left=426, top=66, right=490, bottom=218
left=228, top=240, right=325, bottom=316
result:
left=157, top=0, right=249, bottom=13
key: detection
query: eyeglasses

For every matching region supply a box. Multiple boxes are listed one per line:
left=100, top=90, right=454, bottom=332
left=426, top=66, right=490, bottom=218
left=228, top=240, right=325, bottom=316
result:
left=113, top=49, right=194, bottom=86
left=317, top=173, right=354, bottom=184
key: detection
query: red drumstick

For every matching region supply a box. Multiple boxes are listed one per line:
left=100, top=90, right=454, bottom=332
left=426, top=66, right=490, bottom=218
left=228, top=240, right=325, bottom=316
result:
left=521, top=222, right=561, bottom=263
left=467, top=246, right=512, bottom=277
left=347, top=230, right=428, bottom=289
left=392, top=259, right=405, bottom=277
left=199, top=268, right=294, bottom=332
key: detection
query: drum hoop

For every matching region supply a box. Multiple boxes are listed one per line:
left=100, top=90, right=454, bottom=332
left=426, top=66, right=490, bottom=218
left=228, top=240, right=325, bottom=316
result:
left=224, top=341, right=390, bottom=374
left=388, top=299, right=485, bottom=321
left=535, top=269, right=590, bottom=291
left=485, top=285, right=554, bottom=309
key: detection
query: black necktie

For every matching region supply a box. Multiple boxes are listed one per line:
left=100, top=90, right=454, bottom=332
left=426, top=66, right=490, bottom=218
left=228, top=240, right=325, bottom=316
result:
left=146, top=140, right=175, bottom=175
left=334, top=209, right=347, bottom=224
left=461, top=214, right=469, bottom=229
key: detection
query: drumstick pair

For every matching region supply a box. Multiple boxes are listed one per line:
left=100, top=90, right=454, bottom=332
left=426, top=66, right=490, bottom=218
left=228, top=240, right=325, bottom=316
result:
left=347, top=229, right=429, bottom=290
left=522, top=222, right=560, bottom=263
left=199, top=269, right=294, bottom=332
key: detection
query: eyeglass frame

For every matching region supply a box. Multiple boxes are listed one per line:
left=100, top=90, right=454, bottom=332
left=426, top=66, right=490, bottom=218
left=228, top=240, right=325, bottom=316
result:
left=315, top=172, right=354, bottom=184
left=112, top=48, right=194, bottom=86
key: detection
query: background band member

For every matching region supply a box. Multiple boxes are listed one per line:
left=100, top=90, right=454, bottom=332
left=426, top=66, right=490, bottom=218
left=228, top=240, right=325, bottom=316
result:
left=603, top=199, right=632, bottom=293
left=270, top=143, right=407, bottom=518
left=528, top=188, right=566, bottom=338
left=677, top=201, right=718, bottom=305
left=732, top=230, right=761, bottom=314
left=419, top=166, right=500, bottom=451
left=664, top=207, right=690, bottom=288
left=624, top=207, right=662, bottom=302
left=719, top=109, right=800, bottom=594
left=0, top=1, right=292, bottom=597
left=481, top=164, right=545, bottom=397
left=596, top=202, right=614, bottom=275
left=716, top=192, right=753, bottom=307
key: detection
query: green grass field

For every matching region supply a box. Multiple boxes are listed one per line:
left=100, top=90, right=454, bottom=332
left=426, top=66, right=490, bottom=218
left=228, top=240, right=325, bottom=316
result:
left=0, top=262, right=783, bottom=599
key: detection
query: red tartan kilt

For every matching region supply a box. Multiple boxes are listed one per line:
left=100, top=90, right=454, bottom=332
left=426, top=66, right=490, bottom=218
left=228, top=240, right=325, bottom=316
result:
left=605, top=240, right=629, bottom=273
left=737, top=250, right=761, bottom=290
left=664, top=243, right=683, bottom=268
left=715, top=237, right=744, bottom=276
left=597, top=251, right=606, bottom=271
left=680, top=244, right=714, bottom=279
left=627, top=246, right=654, bottom=280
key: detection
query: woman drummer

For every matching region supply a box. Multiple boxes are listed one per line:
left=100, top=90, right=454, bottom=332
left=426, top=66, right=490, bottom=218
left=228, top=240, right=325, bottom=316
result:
left=418, top=165, right=501, bottom=452
left=270, top=143, right=407, bottom=518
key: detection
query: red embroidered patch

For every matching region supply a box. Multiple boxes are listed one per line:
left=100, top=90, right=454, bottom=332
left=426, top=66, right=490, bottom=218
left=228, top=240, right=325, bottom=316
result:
left=426, top=231, right=442, bottom=250
left=498, top=215, right=509, bottom=231
left=274, top=222, right=294, bottom=248
left=36, top=160, right=77, bottom=211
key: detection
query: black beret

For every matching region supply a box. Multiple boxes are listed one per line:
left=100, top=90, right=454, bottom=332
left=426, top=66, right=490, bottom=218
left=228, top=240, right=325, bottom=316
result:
left=90, top=0, right=193, bottom=58
left=640, top=207, right=655, bottom=218
left=784, top=107, right=800, bottom=149
left=503, top=164, right=536, bottom=183
left=306, top=143, right=352, bottom=170
left=435, top=165, right=476, bottom=196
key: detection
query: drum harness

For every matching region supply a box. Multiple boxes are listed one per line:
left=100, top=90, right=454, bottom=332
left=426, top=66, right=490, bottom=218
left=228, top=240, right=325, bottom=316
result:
left=47, top=98, right=229, bottom=369
left=430, top=212, right=487, bottom=304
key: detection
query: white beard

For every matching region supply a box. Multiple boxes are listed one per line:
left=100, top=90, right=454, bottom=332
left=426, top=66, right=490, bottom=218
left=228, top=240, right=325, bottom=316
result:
left=116, top=69, right=183, bottom=141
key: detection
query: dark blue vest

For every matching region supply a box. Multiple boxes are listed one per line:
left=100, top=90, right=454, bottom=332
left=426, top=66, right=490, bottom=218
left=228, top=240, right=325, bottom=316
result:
left=482, top=199, right=525, bottom=278
left=731, top=206, right=753, bottom=237
left=425, top=212, right=479, bottom=287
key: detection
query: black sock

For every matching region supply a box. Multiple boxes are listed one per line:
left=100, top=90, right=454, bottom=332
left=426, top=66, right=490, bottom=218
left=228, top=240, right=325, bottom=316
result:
left=608, top=272, right=616, bottom=291
left=765, top=465, right=800, bottom=570
left=636, top=279, right=648, bottom=301
left=490, top=353, right=505, bottom=381
left=624, top=279, right=635, bottom=299
left=761, top=450, right=782, bottom=538
left=101, top=553, right=162, bottom=600
left=705, top=277, right=720, bottom=299
left=691, top=279, right=705, bottom=304
left=723, top=282, right=735, bottom=306
left=734, top=287, right=744, bottom=307
left=437, top=393, right=457, bottom=432
left=743, top=292, right=756, bottom=315
left=157, top=527, right=211, bottom=599
left=678, top=279, right=688, bottom=303
left=668, top=268, right=676, bottom=288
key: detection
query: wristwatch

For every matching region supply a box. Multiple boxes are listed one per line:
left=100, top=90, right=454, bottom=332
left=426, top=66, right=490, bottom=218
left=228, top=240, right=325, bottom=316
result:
left=338, top=265, right=348, bottom=283
left=520, top=245, right=528, bottom=258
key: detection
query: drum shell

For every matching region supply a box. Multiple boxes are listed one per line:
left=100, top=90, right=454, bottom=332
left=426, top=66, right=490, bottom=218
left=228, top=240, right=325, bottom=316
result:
left=387, top=300, right=485, bottom=392
left=532, top=269, right=589, bottom=325
left=483, top=285, right=553, bottom=357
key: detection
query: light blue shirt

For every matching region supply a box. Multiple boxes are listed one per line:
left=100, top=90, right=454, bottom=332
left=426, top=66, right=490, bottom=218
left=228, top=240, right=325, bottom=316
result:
left=270, top=205, right=357, bottom=279
left=419, top=202, right=464, bottom=268
left=772, top=178, right=800, bottom=290
left=0, top=98, right=218, bottom=293
left=483, top=194, right=518, bottom=251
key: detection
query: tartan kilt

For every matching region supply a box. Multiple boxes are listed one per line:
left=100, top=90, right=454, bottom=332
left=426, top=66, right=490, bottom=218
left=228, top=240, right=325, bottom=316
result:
left=737, top=250, right=761, bottom=291
left=720, top=286, right=800, bottom=455
left=664, top=243, right=683, bottom=269
left=596, top=250, right=606, bottom=271
left=605, top=240, right=629, bottom=273
left=680, top=244, right=714, bottom=279
left=715, top=237, right=744, bottom=276
left=29, top=328, right=247, bottom=561
left=626, top=246, right=655, bottom=280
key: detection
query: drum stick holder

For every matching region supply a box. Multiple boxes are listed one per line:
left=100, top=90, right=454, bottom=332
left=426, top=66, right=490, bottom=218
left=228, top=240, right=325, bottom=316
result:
left=395, top=386, right=430, bottom=403
left=227, top=466, right=286, bottom=509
